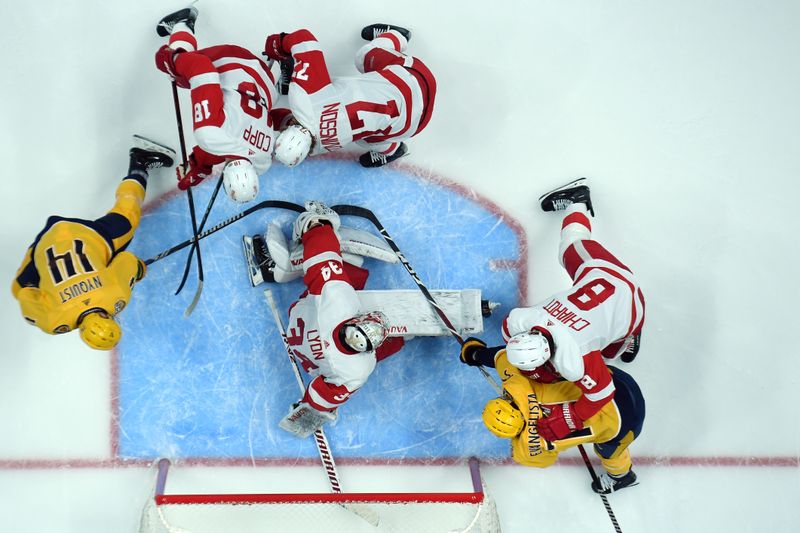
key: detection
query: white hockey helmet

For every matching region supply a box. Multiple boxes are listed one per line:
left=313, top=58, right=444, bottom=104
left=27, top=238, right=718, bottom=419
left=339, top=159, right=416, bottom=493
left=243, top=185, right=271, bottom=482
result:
left=275, top=125, right=313, bottom=167
left=506, top=330, right=553, bottom=371
left=222, top=159, right=259, bottom=203
left=342, top=311, right=389, bottom=352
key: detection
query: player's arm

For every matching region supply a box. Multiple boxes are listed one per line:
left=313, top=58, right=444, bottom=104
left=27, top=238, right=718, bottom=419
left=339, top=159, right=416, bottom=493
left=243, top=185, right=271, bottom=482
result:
left=536, top=350, right=615, bottom=442
left=459, top=338, right=505, bottom=368
left=501, top=307, right=552, bottom=342
left=571, top=351, right=615, bottom=420
left=108, top=251, right=146, bottom=289
left=264, top=29, right=333, bottom=95
left=12, top=246, right=39, bottom=298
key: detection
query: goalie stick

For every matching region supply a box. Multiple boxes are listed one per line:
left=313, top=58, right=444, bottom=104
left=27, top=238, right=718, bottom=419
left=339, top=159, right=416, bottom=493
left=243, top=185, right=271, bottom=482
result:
left=263, top=289, right=381, bottom=528
left=331, top=204, right=501, bottom=391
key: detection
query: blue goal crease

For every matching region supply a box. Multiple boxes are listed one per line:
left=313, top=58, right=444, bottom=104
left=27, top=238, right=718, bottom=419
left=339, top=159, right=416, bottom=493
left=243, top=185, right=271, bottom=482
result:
left=119, top=160, right=523, bottom=461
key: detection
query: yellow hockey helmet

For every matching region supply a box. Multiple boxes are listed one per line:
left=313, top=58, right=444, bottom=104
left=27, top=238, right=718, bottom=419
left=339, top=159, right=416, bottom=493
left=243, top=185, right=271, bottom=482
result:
left=79, top=311, right=122, bottom=350
left=482, top=398, right=525, bottom=438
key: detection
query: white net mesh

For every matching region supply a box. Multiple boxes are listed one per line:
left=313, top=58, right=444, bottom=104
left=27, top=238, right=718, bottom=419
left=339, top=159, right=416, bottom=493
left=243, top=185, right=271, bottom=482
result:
left=138, top=459, right=502, bottom=533
left=140, top=495, right=501, bottom=533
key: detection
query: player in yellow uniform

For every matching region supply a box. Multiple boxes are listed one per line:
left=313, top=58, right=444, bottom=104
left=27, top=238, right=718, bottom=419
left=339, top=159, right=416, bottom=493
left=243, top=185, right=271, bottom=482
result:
left=11, top=135, right=175, bottom=350
left=467, top=346, right=645, bottom=494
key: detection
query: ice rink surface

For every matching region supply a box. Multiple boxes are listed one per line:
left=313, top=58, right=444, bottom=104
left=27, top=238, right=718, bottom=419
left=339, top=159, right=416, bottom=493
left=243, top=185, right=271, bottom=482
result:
left=1, top=1, right=799, bottom=532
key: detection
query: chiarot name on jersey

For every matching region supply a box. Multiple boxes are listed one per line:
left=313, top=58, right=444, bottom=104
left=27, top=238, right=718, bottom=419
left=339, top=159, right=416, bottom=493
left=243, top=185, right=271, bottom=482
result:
left=542, top=299, right=590, bottom=331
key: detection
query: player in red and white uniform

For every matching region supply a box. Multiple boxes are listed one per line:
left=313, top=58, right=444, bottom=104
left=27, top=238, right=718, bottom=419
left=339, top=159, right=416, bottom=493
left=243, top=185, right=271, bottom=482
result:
left=262, top=24, right=437, bottom=168
left=279, top=201, right=405, bottom=438
left=460, top=178, right=646, bottom=446
left=154, top=6, right=278, bottom=202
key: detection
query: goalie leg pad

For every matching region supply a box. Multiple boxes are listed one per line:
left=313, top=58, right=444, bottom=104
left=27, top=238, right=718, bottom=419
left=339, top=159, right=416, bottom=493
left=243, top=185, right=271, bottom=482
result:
left=266, top=222, right=304, bottom=283
left=279, top=401, right=338, bottom=438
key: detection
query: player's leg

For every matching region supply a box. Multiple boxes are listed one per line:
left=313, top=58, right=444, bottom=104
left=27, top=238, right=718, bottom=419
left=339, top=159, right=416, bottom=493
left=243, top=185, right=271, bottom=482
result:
left=93, top=136, right=175, bottom=252
left=591, top=367, right=645, bottom=493
left=355, top=26, right=411, bottom=74
left=157, top=5, right=199, bottom=52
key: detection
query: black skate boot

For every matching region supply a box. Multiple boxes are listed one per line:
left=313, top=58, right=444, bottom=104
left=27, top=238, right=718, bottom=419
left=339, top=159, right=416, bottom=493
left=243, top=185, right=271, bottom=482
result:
left=359, top=142, right=408, bottom=168
left=361, top=23, right=412, bottom=42
left=538, top=178, right=595, bottom=216
left=591, top=469, right=638, bottom=494
left=156, top=5, right=199, bottom=37
left=242, top=233, right=276, bottom=286
left=129, top=135, right=176, bottom=175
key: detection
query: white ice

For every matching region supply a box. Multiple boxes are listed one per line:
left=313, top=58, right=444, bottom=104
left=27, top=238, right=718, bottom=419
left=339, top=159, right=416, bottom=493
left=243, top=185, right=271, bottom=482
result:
left=1, top=1, right=799, bottom=532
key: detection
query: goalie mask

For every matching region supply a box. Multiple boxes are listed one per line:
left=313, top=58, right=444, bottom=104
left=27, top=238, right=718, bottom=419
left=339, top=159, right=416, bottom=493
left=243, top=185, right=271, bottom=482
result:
left=275, top=125, right=313, bottom=167
left=506, top=329, right=553, bottom=371
left=341, top=311, right=389, bottom=353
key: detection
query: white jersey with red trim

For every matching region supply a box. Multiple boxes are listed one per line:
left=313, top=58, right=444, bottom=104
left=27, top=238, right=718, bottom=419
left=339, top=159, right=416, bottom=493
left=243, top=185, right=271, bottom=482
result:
left=504, top=240, right=645, bottom=364
left=501, top=229, right=645, bottom=420
left=285, top=225, right=377, bottom=411
left=179, top=45, right=279, bottom=173
left=283, top=30, right=428, bottom=155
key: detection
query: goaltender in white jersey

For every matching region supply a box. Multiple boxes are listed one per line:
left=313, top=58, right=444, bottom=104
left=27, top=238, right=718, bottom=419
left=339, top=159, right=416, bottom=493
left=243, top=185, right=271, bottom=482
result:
left=275, top=202, right=405, bottom=438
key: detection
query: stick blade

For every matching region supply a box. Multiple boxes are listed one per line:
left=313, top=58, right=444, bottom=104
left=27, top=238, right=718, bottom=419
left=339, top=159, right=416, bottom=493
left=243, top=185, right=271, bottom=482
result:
left=184, top=281, right=203, bottom=317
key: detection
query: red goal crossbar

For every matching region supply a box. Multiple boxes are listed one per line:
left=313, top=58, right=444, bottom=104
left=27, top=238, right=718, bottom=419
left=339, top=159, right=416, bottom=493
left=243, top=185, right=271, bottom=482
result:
left=152, top=457, right=487, bottom=506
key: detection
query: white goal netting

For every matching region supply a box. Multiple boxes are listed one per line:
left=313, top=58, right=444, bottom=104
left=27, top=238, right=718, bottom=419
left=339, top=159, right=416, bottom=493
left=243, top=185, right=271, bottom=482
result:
left=138, top=459, right=502, bottom=533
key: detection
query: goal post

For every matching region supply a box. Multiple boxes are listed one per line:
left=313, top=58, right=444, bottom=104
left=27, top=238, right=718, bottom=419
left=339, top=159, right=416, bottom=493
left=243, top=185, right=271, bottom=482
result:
left=139, top=458, right=502, bottom=533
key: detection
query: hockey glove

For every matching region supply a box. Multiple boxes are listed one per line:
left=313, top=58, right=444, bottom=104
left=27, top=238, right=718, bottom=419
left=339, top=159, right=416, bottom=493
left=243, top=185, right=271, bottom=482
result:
left=460, top=337, right=489, bottom=366
left=536, top=402, right=583, bottom=442
left=263, top=33, right=290, bottom=61
left=176, top=154, right=212, bottom=191
left=154, top=45, right=189, bottom=88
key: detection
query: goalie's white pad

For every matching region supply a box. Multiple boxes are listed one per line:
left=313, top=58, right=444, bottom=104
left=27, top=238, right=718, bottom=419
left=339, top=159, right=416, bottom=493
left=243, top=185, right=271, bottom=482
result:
left=265, top=223, right=398, bottom=284
left=357, top=289, right=485, bottom=337
left=279, top=402, right=337, bottom=438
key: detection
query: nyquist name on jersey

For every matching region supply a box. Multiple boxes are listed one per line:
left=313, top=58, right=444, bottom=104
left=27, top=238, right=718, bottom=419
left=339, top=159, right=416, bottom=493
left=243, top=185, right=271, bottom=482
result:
left=59, top=275, right=103, bottom=304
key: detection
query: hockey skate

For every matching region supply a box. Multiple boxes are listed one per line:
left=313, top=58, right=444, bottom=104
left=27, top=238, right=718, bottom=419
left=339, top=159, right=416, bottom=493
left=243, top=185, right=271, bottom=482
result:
left=129, top=135, right=176, bottom=173
left=242, top=233, right=276, bottom=286
left=359, top=142, right=408, bottom=168
left=156, top=4, right=198, bottom=37
left=538, top=178, right=595, bottom=216
left=591, top=469, right=638, bottom=494
left=361, top=23, right=412, bottom=42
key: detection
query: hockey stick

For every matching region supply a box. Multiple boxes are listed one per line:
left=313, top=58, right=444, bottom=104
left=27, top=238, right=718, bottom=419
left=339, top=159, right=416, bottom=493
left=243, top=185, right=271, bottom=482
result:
left=263, top=289, right=381, bottom=528
left=331, top=204, right=501, bottom=391
left=173, top=176, right=224, bottom=297
left=169, top=81, right=205, bottom=317
left=335, top=204, right=622, bottom=530
left=143, top=200, right=304, bottom=266
left=578, top=444, right=624, bottom=533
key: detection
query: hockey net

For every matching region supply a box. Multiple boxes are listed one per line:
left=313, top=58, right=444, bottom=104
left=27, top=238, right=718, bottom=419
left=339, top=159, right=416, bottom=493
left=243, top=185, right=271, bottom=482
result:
left=139, top=458, right=502, bottom=533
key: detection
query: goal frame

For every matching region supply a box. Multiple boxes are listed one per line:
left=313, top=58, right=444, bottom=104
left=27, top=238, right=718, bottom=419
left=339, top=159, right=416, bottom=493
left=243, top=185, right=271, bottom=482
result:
left=151, top=457, right=488, bottom=506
